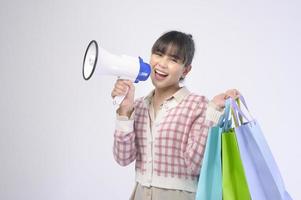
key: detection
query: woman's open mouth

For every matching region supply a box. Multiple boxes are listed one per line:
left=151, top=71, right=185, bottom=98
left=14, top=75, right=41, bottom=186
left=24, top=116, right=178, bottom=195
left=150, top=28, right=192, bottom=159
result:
left=154, top=69, right=168, bottom=80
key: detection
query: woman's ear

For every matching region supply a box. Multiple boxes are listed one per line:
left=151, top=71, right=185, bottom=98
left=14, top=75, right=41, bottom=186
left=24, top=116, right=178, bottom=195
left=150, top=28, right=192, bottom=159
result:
left=182, top=65, right=192, bottom=77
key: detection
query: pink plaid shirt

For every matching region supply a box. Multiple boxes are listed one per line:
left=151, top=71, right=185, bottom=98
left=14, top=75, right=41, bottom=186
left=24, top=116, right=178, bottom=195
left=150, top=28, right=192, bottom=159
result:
left=113, top=87, right=221, bottom=192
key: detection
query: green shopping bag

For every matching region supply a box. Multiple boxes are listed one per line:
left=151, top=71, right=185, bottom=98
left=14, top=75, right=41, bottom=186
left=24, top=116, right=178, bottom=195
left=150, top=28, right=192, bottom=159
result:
left=222, top=100, right=251, bottom=200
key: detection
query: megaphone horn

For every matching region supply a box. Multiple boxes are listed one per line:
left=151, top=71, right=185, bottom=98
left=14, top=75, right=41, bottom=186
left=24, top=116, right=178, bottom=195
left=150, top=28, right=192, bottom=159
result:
left=83, top=40, right=98, bottom=80
left=82, top=40, right=151, bottom=105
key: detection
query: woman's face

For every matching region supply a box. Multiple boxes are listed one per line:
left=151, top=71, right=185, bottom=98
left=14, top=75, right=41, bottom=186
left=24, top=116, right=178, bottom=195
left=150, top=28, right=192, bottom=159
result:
left=149, top=49, right=190, bottom=91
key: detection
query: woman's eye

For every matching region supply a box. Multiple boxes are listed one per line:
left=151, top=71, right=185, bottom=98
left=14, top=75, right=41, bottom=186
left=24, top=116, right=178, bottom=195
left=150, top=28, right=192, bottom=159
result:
left=171, top=58, right=178, bottom=63
left=155, top=52, right=162, bottom=56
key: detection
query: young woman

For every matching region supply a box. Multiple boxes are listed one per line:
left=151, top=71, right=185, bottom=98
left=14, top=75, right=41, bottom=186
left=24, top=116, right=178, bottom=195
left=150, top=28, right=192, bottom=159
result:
left=111, top=30, right=239, bottom=200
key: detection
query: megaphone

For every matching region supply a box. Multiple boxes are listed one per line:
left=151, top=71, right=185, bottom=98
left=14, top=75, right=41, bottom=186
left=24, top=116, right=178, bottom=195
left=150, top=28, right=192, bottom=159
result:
left=82, top=40, right=151, bottom=105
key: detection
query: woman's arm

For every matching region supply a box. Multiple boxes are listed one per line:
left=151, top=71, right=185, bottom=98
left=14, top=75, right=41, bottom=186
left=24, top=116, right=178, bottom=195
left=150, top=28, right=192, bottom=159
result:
left=111, top=80, right=137, bottom=166
left=113, top=112, right=137, bottom=166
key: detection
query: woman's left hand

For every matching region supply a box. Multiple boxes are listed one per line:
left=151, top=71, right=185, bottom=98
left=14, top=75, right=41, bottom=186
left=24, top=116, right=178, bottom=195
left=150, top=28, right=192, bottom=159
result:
left=212, top=89, right=240, bottom=110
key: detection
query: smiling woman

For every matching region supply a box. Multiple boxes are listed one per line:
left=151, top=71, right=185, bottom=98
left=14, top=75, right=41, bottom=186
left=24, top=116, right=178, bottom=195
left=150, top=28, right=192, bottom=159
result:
left=110, top=30, right=241, bottom=200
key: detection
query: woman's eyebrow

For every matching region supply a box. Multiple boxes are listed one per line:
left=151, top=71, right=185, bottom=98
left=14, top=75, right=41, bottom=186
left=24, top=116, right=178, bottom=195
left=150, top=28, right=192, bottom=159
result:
left=154, top=49, right=164, bottom=54
left=154, top=49, right=183, bottom=61
left=168, top=54, right=181, bottom=60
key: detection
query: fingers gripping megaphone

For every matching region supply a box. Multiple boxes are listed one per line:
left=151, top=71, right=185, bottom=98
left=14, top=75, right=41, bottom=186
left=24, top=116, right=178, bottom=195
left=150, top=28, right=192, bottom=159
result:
left=82, top=40, right=151, bottom=105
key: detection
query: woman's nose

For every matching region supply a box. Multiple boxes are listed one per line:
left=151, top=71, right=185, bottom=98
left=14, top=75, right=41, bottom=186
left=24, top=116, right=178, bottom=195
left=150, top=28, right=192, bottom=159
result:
left=158, top=56, right=168, bottom=67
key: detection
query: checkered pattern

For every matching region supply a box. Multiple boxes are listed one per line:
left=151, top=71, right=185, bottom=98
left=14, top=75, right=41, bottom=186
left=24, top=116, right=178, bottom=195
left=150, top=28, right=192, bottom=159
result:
left=113, top=94, right=213, bottom=180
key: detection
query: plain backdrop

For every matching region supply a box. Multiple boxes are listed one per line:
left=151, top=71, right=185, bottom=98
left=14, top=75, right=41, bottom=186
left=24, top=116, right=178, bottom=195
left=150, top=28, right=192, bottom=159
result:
left=0, top=0, right=300, bottom=199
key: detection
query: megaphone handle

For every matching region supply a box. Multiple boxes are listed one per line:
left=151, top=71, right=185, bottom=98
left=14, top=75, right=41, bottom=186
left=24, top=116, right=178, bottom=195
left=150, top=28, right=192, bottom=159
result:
left=113, top=95, right=126, bottom=106
left=113, top=76, right=131, bottom=106
left=113, top=85, right=129, bottom=106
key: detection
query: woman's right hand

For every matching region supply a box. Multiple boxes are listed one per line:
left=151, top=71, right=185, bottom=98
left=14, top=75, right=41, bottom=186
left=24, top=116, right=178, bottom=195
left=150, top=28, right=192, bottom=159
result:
left=111, top=79, right=135, bottom=117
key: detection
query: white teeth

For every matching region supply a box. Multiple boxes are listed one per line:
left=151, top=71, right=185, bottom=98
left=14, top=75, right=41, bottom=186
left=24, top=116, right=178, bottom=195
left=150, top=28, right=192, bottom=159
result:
left=155, top=69, right=168, bottom=76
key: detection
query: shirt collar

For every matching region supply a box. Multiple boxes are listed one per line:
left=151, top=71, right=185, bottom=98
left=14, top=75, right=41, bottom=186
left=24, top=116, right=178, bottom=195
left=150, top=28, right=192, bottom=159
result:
left=143, top=86, right=191, bottom=106
left=173, top=86, right=191, bottom=103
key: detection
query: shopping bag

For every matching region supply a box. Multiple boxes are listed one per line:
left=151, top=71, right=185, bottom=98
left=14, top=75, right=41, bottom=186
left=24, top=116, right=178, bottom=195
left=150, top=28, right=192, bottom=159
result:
left=196, top=126, right=222, bottom=200
left=196, top=99, right=234, bottom=200
left=219, top=99, right=251, bottom=200
left=222, top=128, right=251, bottom=200
left=231, top=96, right=292, bottom=200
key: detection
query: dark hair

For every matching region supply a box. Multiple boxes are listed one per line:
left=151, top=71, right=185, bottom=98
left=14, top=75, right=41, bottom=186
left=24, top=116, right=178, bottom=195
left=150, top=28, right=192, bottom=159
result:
left=151, top=30, right=195, bottom=67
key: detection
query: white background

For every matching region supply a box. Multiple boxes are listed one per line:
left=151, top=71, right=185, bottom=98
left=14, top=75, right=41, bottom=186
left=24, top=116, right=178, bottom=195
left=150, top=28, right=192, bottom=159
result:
left=0, top=0, right=300, bottom=199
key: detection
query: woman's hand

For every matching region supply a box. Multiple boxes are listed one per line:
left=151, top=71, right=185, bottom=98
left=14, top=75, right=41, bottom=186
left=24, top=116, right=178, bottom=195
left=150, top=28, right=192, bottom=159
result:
left=111, top=79, right=135, bottom=117
left=212, top=89, right=240, bottom=110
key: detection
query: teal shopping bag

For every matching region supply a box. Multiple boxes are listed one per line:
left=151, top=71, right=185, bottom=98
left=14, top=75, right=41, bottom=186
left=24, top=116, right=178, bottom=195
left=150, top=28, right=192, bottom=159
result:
left=196, top=99, right=233, bottom=200
left=196, top=126, right=222, bottom=200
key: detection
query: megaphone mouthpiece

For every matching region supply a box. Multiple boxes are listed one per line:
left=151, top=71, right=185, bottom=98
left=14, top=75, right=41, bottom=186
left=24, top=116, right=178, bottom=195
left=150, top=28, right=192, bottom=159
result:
left=134, top=57, right=151, bottom=83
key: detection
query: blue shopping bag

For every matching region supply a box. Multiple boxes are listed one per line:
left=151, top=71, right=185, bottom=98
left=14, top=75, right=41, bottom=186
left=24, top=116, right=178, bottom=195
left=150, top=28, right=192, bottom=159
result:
left=196, top=126, right=222, bottom=200
left=230, top=96, right=292, bottom=200
left=196, top=101, right=233, bottom=200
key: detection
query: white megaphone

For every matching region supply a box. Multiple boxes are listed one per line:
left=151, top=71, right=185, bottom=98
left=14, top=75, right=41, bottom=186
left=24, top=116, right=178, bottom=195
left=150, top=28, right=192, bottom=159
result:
left=82, top=40, right=151, bottom=105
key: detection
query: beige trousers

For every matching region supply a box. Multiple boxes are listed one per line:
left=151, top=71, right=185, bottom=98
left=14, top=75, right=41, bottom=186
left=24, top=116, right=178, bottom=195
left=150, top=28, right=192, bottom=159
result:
left=129, top=183, right=196, bottom=200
